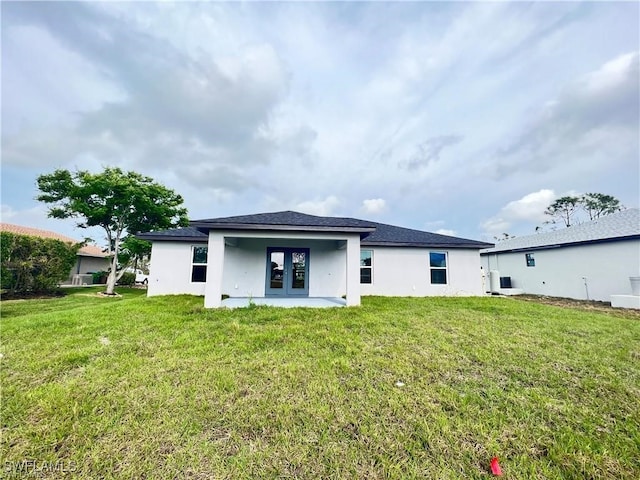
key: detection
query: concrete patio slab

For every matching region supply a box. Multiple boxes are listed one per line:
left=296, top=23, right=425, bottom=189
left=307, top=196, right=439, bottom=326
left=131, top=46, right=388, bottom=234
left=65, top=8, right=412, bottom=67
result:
left=221, top=297, right=346, bottom=309
left=611, top=295, right=640, bottom=309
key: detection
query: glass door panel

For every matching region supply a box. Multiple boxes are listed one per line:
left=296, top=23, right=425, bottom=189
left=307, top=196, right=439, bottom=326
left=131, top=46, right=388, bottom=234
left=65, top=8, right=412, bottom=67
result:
left=265, top=248, right=309, bottom=296
left=269, top=251, right=285, bottom=290
left=290, top=251, right=307, bottom=291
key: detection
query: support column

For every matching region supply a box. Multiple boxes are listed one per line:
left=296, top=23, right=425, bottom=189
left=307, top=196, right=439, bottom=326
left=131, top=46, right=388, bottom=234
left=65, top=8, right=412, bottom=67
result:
left=204, top=231, right=225, bottom=308
left=345, top=235, right=361, bottom=306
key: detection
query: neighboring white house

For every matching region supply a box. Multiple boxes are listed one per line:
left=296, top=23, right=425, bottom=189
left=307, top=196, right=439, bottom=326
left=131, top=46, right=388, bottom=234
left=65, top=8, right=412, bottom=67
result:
left=137, top=211, right=493, bottom=308
left=0, top=223, right=110, bottom=283
left=480, top=208, right=640, bottom=302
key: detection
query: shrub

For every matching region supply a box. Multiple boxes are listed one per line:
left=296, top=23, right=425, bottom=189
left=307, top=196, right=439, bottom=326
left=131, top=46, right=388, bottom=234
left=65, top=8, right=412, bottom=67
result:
left=118, top=272, right=136, bottom=286
left=1, top=232, right=80, bottom=294
left=92, top=271, right=108, bottom=284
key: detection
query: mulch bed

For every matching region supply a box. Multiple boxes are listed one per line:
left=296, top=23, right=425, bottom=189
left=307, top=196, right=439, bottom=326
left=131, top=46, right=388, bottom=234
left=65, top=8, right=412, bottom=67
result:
left=96, top=291, right=123, bottom=298
left=0, top=290, right=68, bottom=301
left=514, top=294, right=640, bottom=320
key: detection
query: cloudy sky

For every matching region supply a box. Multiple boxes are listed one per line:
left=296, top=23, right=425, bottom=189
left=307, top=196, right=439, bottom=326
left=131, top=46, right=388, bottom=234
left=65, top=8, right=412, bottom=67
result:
left=2, top=1, right=638, bottom=245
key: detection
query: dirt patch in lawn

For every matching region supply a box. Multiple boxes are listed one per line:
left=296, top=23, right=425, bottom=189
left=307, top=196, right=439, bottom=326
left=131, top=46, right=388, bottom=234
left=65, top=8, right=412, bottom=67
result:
left=513, top=294, right=640, bottom=320
left=0, top=290, right=68, bottom=301
left=96, top=291, right=123, bottom=298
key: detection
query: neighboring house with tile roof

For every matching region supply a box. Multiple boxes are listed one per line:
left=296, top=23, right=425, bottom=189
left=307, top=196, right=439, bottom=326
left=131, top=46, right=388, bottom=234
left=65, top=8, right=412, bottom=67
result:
left=480, top=208, right=640, bottom=302
left=0, top=223, right=110, bottom=283
left=138, top=211, right=493, bottom=307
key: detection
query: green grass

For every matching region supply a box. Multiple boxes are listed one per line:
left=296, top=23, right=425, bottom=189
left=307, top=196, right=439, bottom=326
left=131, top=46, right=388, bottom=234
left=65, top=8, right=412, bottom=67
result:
left=2, top=289, right=639, bottom=479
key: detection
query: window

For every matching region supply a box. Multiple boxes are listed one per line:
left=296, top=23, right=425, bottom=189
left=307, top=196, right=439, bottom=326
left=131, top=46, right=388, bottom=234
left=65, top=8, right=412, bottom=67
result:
left=525, top=253, right=535, bottom=267
left=430, top=252, right=447, bottom=284
left=191, top=246, right=208, bottom=282
left=360, top=250, right=373, bottom=284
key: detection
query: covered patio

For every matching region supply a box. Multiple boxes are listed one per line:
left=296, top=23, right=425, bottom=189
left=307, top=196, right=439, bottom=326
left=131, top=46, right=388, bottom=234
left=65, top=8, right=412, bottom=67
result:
left=139, top=211, right=378, bottom=308
left=204, top=230, right=363, bottom=308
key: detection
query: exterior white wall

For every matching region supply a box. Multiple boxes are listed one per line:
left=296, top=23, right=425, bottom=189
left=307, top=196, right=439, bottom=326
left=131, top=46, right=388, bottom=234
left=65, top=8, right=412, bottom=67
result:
left=360, top=247, right=484, bottom=296
left=220, top=237, right=347, bottom=298
left=73, top=256, right=110, bottom=275
left=147, top=237, right=487, bottom=302
left=204, top=232, right=225, bottom=308
left=481, top=239, right=640, bottom=301
left=222, top=232, right=360, bottom=297
left=345, top=236, right=361, bottom=306
left=147, top=231, right=359, bottom=304
left=147, top=241, right=207, bottom=297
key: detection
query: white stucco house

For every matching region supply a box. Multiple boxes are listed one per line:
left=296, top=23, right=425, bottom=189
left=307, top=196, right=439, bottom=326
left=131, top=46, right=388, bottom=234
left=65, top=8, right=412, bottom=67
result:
left=480, top=208, right=640, bottom=304
left=137, top=211, right=493, bottom=308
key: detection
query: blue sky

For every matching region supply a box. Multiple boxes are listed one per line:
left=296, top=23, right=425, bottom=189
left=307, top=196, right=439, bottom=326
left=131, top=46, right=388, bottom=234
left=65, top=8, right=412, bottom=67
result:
left=2, top=1, right=638, bottom=246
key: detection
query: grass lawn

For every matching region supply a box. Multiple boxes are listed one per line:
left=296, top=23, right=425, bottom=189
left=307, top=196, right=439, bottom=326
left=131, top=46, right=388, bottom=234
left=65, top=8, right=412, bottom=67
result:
left=2, top=289, right=639, bottom=479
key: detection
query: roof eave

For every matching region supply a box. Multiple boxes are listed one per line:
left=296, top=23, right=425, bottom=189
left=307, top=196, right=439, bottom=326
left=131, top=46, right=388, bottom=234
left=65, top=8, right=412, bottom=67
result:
left=135, top=234, right=207, bottom=242
left=361, top=241, right=493, bottom=249
left=480, top=234, right=640, bottom=255
left=190, top=222, right=377, bottom=234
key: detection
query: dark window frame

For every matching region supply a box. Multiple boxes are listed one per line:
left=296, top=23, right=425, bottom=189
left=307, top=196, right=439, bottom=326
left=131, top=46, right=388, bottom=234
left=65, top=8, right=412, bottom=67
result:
left=360, top=249, right=373, bottom=284
left=429, top=251, right=448, bottom=285
left=191, top=245, right=208, bottom=283
left=525, top=253, right=535, bottom=267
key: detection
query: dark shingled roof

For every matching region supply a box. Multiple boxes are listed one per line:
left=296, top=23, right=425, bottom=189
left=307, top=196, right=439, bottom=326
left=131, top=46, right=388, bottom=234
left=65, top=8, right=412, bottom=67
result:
left=361, top=221, right=493, bottom=248
left=190, top=210, right=377, bottom=231
left=137, top=211, right=492, bottom=249
left=137, top=226, right=207, bottom=242
left=481, top=208, right=640, bottom=254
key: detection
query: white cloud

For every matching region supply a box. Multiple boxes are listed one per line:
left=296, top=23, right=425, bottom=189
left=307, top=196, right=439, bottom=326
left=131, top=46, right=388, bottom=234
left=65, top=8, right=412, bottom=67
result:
left=583, top=52, right=638, bottom=94
left=1, top=204, right=46, bottom=225
left=494, top=51, right=639, bottom=178
left=480, top=217, right=512, bottom=236
left=361, top=198, right=387, bottom=215
left=482, top=189, right=557, bottom=235
left=435, top=228, right=457, bottom=236
left=501, top=189, right=557, bottom=221
left=399, top=135, right=463, bottom=171
left=1, top=4, right=290, bottom=199
left=424, top=220, right=445, bottom=229
left=295, top=196, right=340, bottom=216
left=1, top=2, right=638, bottom=242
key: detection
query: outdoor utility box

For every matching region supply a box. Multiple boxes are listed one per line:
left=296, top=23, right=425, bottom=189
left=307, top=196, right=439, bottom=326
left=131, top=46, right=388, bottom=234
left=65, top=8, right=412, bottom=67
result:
left=500, top=277, right=512, bottom=289
left=71, top=274, right=94, bottom=286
